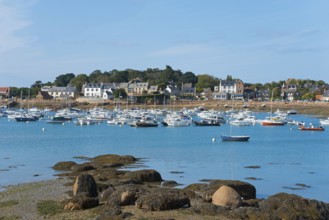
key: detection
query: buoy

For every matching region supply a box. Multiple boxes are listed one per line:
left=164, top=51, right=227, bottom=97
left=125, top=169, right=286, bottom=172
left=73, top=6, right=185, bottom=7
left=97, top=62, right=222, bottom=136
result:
left=62, top=123, right=65, bottom=125
left=212, top=138, right=216, bottom=142
left=42, top=128, right=46, bottom=131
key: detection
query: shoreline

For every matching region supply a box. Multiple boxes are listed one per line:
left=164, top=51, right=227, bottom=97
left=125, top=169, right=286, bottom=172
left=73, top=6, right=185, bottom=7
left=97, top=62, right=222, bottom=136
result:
left=1, top=154, right=329, bottom=219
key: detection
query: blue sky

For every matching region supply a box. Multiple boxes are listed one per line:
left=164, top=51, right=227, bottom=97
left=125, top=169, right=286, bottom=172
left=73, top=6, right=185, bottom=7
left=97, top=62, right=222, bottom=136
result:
left=1, top=0, right=328, bottom=87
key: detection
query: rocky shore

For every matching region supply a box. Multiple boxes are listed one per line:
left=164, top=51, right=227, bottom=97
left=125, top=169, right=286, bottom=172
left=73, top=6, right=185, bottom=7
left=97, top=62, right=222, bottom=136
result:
left=1, top=154, right=329, bottom=220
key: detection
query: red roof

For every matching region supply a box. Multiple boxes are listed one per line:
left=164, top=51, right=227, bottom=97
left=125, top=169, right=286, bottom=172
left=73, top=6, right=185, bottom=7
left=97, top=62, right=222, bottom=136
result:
left=0, top=87, right=10, bottom=93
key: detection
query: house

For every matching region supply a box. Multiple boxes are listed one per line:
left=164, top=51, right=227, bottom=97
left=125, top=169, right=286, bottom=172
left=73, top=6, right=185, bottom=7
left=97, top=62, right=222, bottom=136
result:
left=321, top=90, right=329, bottom=102
left=83, top=83, right=116, bottom=99
left=216, top=79, right=244, bottom=100
left=83, top=83, right=103, bottom=97
left=180, top=83, right=196, bottom=99
left=0, top=87, right=10, bottom=98
left=47, top=86, right=77, bottom=99
left=148, top=85, right=159, bottom=94
left=255, top=89, right=270, bottom=101
left=41, top=86, right=51, bottom=92
left=200, top=88, right=212, bottom=100
left=284, top=84, right=298, bottom=101
left=212, top=92, right=228, bottom=100
left=243, top=88, right=257, bottom=101
left=134, top=82, right=148, bottom=94
left=35, top=91, right=53, bottom=100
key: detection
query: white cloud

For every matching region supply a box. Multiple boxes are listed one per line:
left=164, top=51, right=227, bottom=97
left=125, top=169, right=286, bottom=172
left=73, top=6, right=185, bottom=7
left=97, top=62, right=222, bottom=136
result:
left=0, top=0, right=33, bottom=53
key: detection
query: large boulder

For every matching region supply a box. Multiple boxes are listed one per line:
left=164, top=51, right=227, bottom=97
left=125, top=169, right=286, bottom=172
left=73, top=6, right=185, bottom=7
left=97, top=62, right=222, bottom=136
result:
left=64, top=194, right=99, bottom=210
left=208, top=180, right=256, bottom=200
left=92, top=154, right=137, bottom=166
left=106, top=184, right=148, bottom=206
left=73, top=174, right=98, bottom=197
left=123, top=169, right=162, bottom=182
left=135, top=189, right=190, bottom=211
left=257, top=193, right=329, bottom=219
left=72, top=162, right=96, bottom=172
left=211, top=185, right=242, bottom=209
left=99, top=186, right=116, bottom=203
left=52, top=161, right=77, bottom=171
left=183, top=180, right=256, bottom=202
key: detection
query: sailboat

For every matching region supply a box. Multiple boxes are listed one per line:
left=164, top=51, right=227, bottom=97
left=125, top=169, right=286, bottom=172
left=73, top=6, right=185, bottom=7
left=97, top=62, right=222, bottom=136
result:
left=221, top=97, right=250, bottom=141
left=261, top=90, right=285, bottom=126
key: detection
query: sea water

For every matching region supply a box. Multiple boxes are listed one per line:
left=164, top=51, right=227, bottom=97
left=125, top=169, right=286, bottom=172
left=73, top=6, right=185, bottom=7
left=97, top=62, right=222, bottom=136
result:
left=0, top=113, right=328, bottom=202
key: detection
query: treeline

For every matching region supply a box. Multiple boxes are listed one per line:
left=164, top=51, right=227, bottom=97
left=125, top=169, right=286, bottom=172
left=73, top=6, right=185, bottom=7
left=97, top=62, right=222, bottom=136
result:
left=10, top=65, right=221, bottom=98
left=8, top=65, right=328, bottom=100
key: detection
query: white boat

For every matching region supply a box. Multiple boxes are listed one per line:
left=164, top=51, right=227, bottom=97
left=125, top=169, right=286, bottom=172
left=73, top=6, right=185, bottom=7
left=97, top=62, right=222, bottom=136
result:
left=163, top=113, right=192, bottom=127
left=320, top=117, right=329, bottom=126
left=75, top=117, right=96, bottom=126
left=230, top=119, right=253, bottom=126
left=261, top=117, right=286, bottom=126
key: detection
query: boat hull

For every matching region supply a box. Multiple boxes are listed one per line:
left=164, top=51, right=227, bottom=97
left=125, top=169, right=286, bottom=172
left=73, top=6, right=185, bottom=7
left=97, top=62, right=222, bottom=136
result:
left=261, top=121, right=285, bottom=126
left=194, top=121, right=221, bottom=126
left=298, top=126, right=325, bottom=131
left=221, top=135, right=250, bottom=141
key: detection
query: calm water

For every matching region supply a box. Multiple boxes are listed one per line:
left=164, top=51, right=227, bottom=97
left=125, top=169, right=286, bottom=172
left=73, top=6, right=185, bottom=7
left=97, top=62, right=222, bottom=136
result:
left=0, top=113, right=328, bottom=202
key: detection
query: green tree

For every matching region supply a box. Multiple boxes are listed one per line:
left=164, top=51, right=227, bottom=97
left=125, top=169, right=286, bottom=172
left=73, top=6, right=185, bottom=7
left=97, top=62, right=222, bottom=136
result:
left=302, top=92, right=314, bottom=100
left=30, top=80, right=44, bottom=97
left=109, top=70, right=128, bottom=82
left=54, top=73, right=75, bottom=86
left=71, top=74, right=89, bottom=93
left=196, top=74, right=219, bottom=90
left=89, top=70, right=112, bottom=83
left=226, top=75, right=233, bottom=81
left=181, top=72, right=198, bottom=85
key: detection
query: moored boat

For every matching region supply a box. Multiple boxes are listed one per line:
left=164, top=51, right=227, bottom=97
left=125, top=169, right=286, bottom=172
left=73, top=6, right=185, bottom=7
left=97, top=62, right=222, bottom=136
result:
left=320, top=117, right=329, bottom=126
left=194, top=120, right=221, bottom=126
left=298, top=126, right=325, bottom=131
left=221, top=134, right=250, bottom=141
left=261, top=117, right=285, bottom=126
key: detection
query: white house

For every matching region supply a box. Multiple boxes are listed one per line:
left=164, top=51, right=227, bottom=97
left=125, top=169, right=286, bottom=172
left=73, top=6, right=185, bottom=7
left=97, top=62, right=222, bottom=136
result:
left=214, top=79, right=244, bottom=100
left=83, top=83, right=116, bottom=99
left=212, top=92, right=228, bottom=100
left=47, top=86, right=77, bottom=99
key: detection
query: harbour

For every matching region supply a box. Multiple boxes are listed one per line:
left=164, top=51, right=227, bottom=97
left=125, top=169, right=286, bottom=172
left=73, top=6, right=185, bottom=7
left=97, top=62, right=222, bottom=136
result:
left=1, top=107, right=328, bottom=203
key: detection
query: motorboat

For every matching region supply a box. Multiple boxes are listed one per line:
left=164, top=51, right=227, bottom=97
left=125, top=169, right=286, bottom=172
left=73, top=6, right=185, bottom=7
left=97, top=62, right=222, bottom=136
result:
left=194, top=120, right=221, bottom=126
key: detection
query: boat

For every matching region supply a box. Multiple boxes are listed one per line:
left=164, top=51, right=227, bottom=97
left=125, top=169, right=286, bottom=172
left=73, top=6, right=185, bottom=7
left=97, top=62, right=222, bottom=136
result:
left=13, top=112, right=38, bottom=122
left=261, top=91, right=286, bottom=126
left=135, top=120, right=158, bottom=127
left=287, top=109, right=298, bottom=115
left=221, top=99, right=250, bottom=141
left=75, top=117, right=96, bottom=126
left=230, top=119, right=254, bottom=126
left=298, top=125, right=325, bottom=131
left=221, top=134, right=250, bottom=141
left=131, top=116, right=158, bottom=127
left=46, top=119, right=65, bottom=124
left=194, top=120, right=221, bottom=126
left=261, top=117, right=285, bottom=126
left=320, top=117, right=329, bottom=126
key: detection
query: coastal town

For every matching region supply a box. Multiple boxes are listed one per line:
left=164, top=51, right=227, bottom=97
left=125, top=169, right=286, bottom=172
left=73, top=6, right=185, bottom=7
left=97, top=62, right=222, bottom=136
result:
left=1, top=68, right=329, bottom=105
